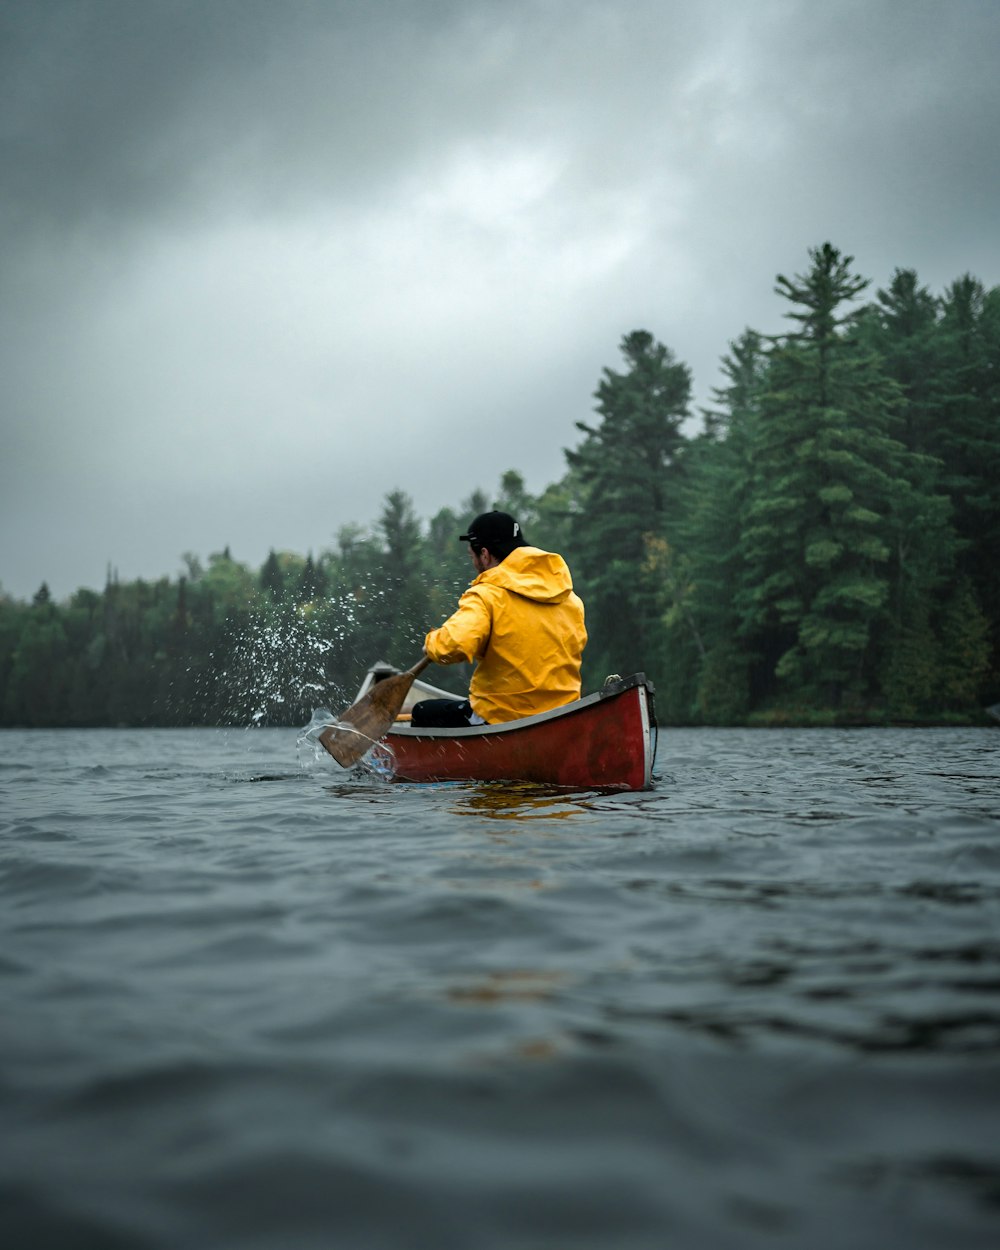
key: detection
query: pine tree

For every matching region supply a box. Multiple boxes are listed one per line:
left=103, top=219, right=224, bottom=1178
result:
left=4, top=593, right=69, bottom=725
left=881, top=591, right=938, bottom=720
left=566, top=330, right=691, bottom=681
left=861, top=268, right=942, bottom=455
left=259, top=550, right=285, bottom=601
left=936, top=576, right=991, bottom=710
left=459, top=488, right=489, bottom=524
left=377, top=490, right=430, bottom=662
left=736, top=244, right=935, bottom=709
left=679, top=329, right=767, bottom=718
left=492, top=469, right=538, bottom=533
left=298, top=554, right=320, bottom=602
left=424, top=506, right=470, bottom=618
left=935, top=278, right=1000, bottom=696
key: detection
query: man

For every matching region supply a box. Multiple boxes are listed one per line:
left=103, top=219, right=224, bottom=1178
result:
left=411, top=511, right=587, bottom=727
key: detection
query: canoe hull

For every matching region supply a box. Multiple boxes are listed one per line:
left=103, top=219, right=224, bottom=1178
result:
left=381, top=674, right=655, bottom=791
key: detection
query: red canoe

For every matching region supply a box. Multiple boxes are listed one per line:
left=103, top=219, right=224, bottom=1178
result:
left=346, top=664, right=657, bottom=791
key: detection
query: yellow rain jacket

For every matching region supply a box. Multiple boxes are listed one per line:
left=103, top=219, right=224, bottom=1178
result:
left=424, top=546, right=587, bottom=724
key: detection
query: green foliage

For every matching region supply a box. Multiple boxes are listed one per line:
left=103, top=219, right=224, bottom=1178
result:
left=259, top=549, right=286, bottom=600
left=665, top=331, right=767, bottom=708
left=376, top=489, right=432, bottom=661
left=2, top=246, right=997, bottom=726
left=935, top=279, right=1000, bottom=694
left=4, top=597, right=70, bottom=725
left=881, top=595, right=939, bottom=720
left=695, top=640, right=750, bottom=725
left=565, top=329, right=691, bottom=681
left=732, top=244, right=955, bottom=709
left=492, top=470, right=538, bottom=532
left=936, top=578, right=992, bottom=710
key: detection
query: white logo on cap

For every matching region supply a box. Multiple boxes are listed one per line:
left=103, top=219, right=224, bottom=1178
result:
left=513, top=522, right=520, bottom=536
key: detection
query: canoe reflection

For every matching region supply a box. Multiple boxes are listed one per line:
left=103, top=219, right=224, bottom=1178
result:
left=447, top=783, right=587, bottom=821
left=446, top=968, right=567, bottom=1004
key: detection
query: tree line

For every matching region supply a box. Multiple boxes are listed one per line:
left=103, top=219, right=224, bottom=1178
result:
left=2, top=243, right=997, bottom=727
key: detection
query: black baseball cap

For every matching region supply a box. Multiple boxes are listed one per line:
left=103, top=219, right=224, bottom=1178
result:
left=459, top=510, right=528, bottom=550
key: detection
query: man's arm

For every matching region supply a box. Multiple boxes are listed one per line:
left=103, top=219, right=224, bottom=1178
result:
left=424, top=588, right=493, bottom=665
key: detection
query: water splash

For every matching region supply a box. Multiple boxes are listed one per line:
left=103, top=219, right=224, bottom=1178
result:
left=296, top=706, right=338, bottom=771
left=226, top=615, right=341, bottom=727
left=296, top=707, right=397, bottom=781
left=362, top=740, right=397, bottom=781
left=211, top=592, right=381, bottom=726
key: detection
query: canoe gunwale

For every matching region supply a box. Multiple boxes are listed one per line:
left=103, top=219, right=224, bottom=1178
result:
left=349, top=664, right=657, bottom=790
left=386, top=672, right=654, bottom=740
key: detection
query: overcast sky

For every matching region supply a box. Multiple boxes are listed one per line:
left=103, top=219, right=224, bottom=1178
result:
left=2, top=0, right=998, bottom=601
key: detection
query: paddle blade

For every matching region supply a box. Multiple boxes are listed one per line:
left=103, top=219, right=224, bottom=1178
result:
left=319, top=657, right=430, bottom=769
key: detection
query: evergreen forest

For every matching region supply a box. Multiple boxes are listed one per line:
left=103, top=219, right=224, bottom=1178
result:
left=2, top=244, right=998, bottom=728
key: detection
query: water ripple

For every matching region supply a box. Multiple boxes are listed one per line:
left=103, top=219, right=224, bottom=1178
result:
left=1, top=726, right=998, bottom=1249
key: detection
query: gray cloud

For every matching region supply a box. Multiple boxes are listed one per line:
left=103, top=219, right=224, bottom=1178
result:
left=2, top=0, right=999, bottom=600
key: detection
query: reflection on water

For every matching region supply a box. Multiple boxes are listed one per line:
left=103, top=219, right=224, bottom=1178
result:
left=446, top=968, right=567, bottom=1005
left=447, top=782, right=587, bottom=822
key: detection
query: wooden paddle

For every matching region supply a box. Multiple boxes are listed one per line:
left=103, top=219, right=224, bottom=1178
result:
left=319, top=655, right=432, bottom=768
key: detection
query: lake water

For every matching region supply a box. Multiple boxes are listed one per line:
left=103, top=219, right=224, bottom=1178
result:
left=2, top=726, right=999, bottom=1249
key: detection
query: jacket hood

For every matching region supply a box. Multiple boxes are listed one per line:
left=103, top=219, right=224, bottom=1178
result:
left=475, top=546, right=575, bottom=604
